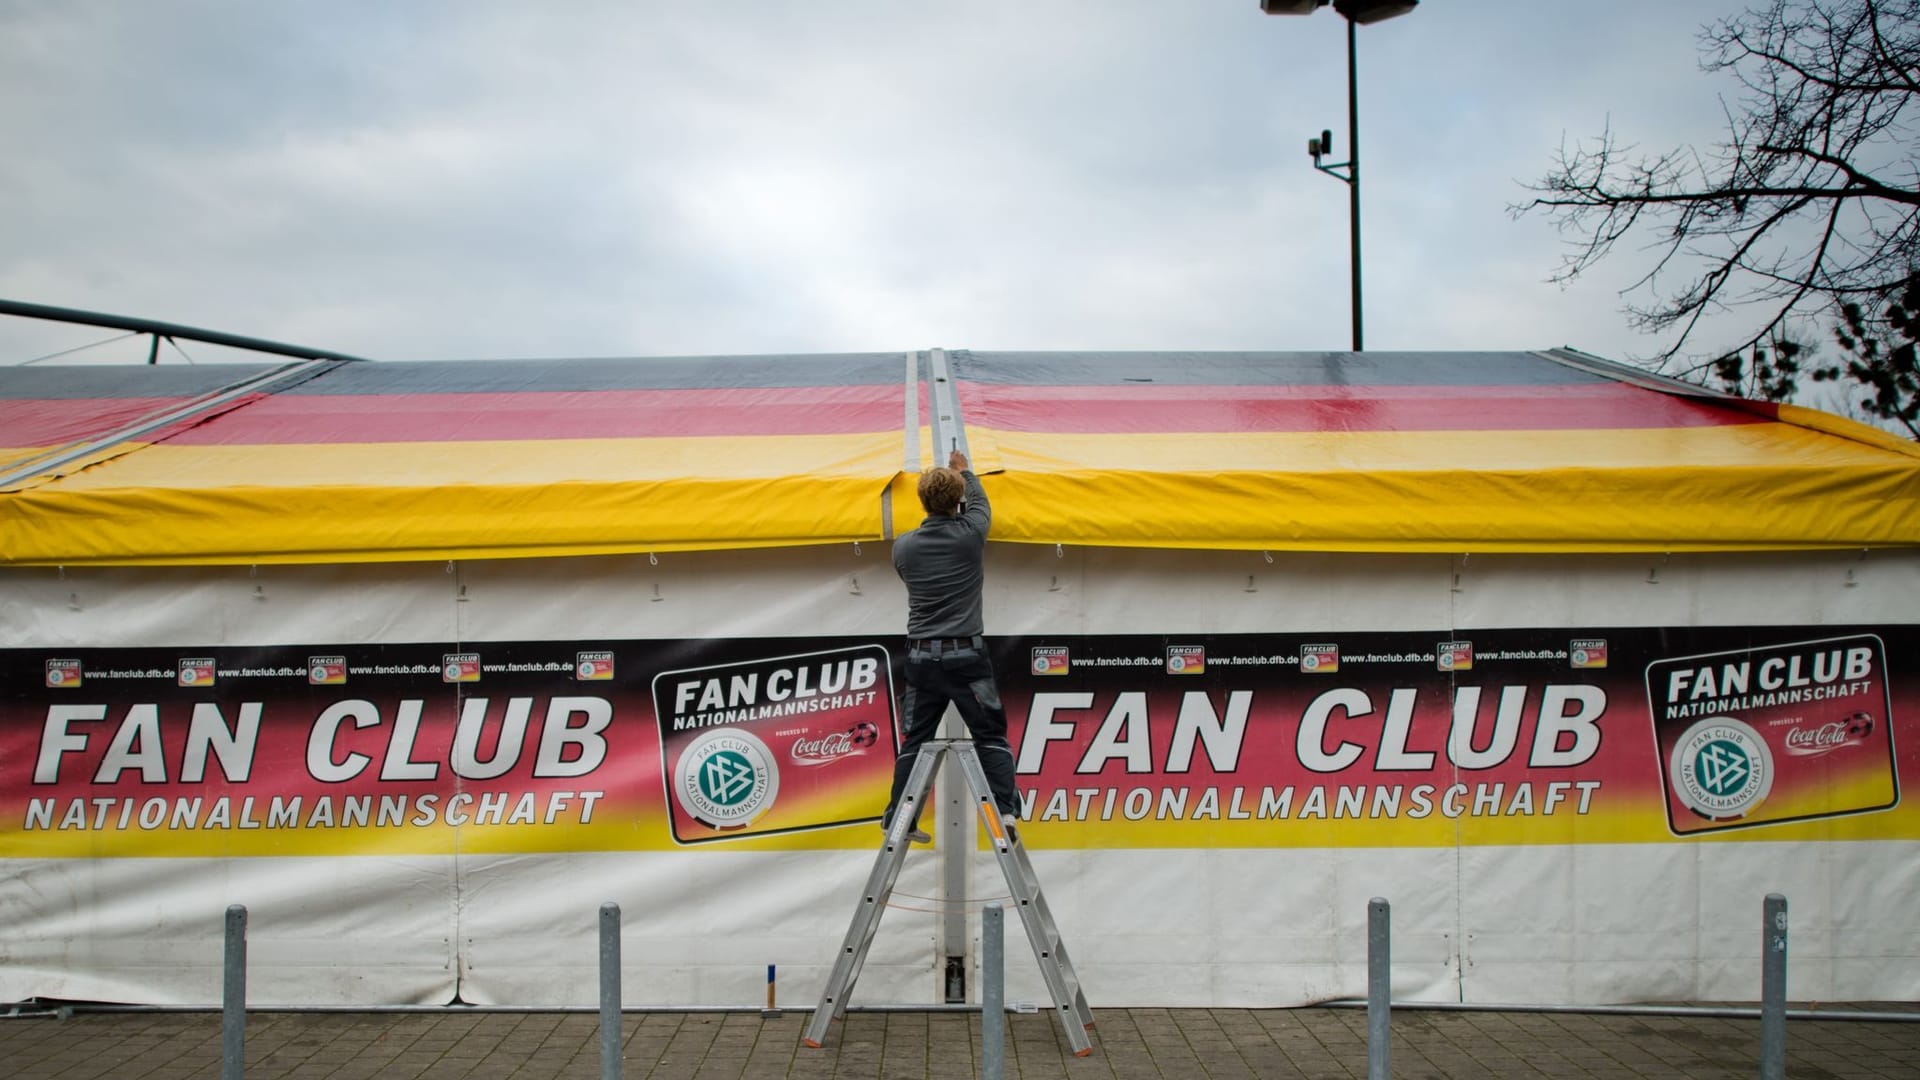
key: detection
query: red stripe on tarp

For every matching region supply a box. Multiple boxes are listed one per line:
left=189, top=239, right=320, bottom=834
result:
left=0, top=397, right=206, bottom=448
left=153, top=386, right=904, bottom=444
left=956, top=383, right=1775, bottom=434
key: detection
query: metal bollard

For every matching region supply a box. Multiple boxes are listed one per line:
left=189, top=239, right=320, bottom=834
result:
left=1761, top=894, right=1787, bottom=1080
left=982, top=903, right=1005, bottom=1080
left=601, top=902, right=622, bottom=1080
left=1367, top=897, right=1390, bottom=1080
left=222, top=904, right=246, bottom=1080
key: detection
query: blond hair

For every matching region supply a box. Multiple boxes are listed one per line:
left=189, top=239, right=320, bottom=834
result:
left=918, top=467, right=965, bottom=515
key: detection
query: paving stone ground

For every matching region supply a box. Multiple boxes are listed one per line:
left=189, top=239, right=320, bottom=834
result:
left=1, top=1005, right=1916, bottom=1079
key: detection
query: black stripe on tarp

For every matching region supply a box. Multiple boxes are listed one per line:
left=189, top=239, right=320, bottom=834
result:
left=276, top=354, right=910, bottom=394
left=950, top=351, right=1616, bottom=387
left=0, top=365, right=283, bottom=400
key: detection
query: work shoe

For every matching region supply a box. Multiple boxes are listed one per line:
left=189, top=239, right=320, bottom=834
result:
left=882, top=820, right=933, bottom=845
left=1000, top=812, right=1020, bottom=844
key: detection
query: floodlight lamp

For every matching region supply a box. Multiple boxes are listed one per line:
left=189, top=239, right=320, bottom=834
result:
left=1331, top=0, right=1417, bottom=24
left=1259, top=0, right=1329, bottom=14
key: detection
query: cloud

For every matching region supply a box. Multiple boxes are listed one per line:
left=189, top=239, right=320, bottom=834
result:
left=0, top=0, right=1746, bottom=366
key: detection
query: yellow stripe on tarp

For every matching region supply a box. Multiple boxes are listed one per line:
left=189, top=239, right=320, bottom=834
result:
left=9, top=418, right=1919, bottom=564
left=2, top=434, right=903, bottom=565
left=971, top=423, right=1920, bottom=552
left=1776, top=402, right=1920, bottom=458
left=38, top=432, right=898, bottom=489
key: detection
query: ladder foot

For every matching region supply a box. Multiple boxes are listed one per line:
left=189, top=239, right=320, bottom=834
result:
left=1073, top=1047, right=1095, bottom=1058
left=803, top=1038, right=824, bottom=1049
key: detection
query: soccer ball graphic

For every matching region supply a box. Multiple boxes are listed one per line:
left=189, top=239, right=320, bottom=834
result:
left=1845, top=711, right=1874, bottom=739
left=848, top=721, right=879, bottom=748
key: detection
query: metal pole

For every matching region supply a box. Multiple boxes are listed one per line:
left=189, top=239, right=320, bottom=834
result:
left=982, top=903, right=1005, bottom=1080
left=222, top=904, right=246, bottom=1080
left=1346, top=16, right=1364, bottom=353
left=1367, top=897, right=1389, bottom=1080
left=600, top=902, right=622, bottom=1080
left=0, top=298, right=374, bottom=363
left=1761, top=894, right=1787, bottom=1080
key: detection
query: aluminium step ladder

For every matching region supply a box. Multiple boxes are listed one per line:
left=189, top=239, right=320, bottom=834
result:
left=803, top=738, right=1095, bottom=1057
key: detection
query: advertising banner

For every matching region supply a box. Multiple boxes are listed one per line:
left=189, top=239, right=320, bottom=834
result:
left=3, top=626, right=1914, bottom=858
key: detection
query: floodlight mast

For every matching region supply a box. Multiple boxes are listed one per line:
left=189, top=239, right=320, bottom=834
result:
left=1260, top=0, right=1417, bottom=352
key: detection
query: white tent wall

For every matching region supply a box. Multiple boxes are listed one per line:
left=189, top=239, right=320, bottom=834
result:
left=2, top=546, right=1916, bottom=1007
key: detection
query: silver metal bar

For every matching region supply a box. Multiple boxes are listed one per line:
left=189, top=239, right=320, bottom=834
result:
left=222, top=904, right=246, bottom=1080
left=0, top=358, right=342, bottom=490
left=1367, top=897, right=1389, bottom=1080
left=939, top=707, right=969, bottom=995
left=1762, top=893, right=1788, bottom=1080
left=982, top=903, right=1005, bottom=1080
left=926, top=348, right=968, bottom=461
left=904, top=351, right=922, bottom=472
left=927, top=348, right=950, bottom=463
left=600, top=902, right=622, bottom=1080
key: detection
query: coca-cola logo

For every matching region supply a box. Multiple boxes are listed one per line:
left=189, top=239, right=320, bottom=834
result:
left=1783, top=712, right=1874, bottom=757
left=789, top=731, right=860, bottom=767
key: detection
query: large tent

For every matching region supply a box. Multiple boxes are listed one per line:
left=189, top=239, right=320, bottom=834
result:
left=2, top=349, right=1917, bottom=1010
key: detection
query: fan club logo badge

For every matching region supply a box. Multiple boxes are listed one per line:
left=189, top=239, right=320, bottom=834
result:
left=653, top=644, right=899, bottom=844
left=308, top=656, right=347, bottom=685
left=45, top=659, right=82, bottom=688
left=177, top=658, right=216, bottom=687
left=1030, top=647, right=1070, bottom=676
left=673, top=729, right=781, bottom=830
left=575, top=651, right=615, bottom=681
left=1667, top=717, right=1774, bottom=820
left=1300, top=644, right=1339, bottom=674
left=1437, top=642, right=1473, bottom=672
left=1647, top=634, right=1897, bottom=835
left=1165, top=646, right=1206, bottom=675
left=442, top=653, right=481, bottom=683
left=1570, top=639, right=1609, bottom=669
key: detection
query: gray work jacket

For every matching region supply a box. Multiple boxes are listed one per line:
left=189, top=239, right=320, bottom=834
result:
left=892, top=470, right=990, bottom=639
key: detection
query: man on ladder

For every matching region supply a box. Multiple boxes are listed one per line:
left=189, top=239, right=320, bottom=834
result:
left=885, top=449, right=1021, bottom=843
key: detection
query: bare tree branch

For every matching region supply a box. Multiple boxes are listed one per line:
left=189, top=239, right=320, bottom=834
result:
left=1512, top=0, right=1920, bottom=437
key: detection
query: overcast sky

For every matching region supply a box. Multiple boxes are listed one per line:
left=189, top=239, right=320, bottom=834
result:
left=0, top=1, right=1747, bottom=367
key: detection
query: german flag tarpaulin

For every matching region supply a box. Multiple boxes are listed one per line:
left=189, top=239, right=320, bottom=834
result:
left=4, top=349, right=1917, bottom=565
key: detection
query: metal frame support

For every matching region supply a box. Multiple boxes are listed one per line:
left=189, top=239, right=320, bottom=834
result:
left=0, top=298, right=374, bottom=363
